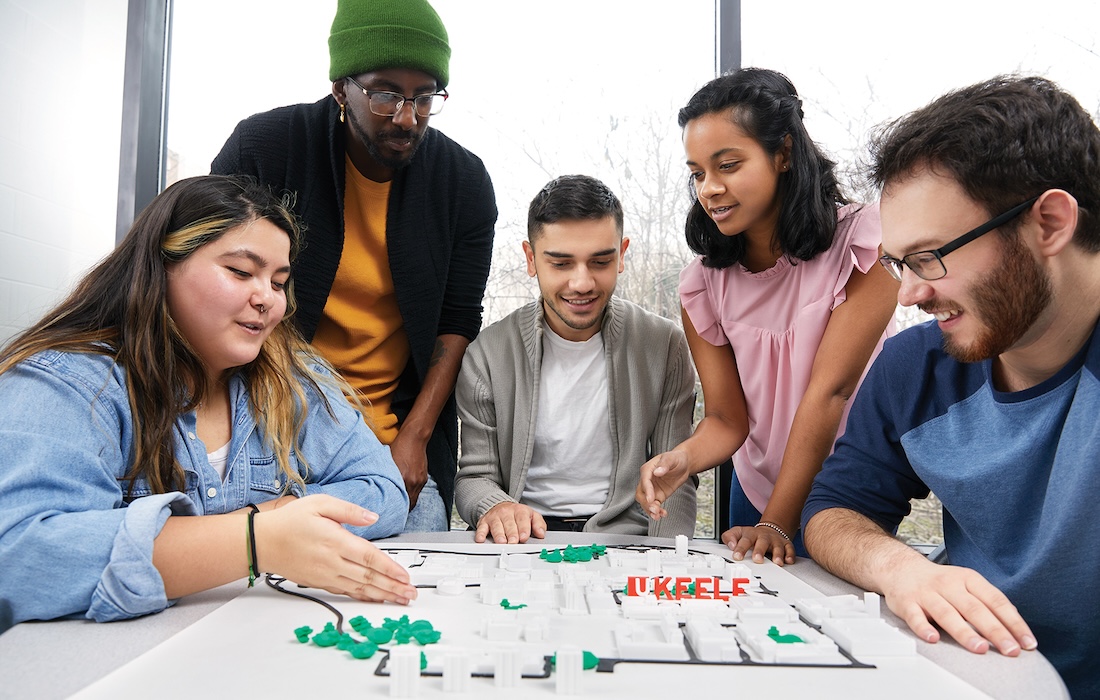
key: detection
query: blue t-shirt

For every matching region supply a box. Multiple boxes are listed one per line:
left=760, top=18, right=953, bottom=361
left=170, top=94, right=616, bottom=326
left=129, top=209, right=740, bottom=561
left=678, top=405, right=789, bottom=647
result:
left=804, top=320, right=1100, bottom=699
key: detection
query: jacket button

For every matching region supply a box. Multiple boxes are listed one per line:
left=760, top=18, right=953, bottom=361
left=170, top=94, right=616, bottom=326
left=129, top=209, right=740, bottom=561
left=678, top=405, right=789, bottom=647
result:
left=206, top=487, right=217, bottom=498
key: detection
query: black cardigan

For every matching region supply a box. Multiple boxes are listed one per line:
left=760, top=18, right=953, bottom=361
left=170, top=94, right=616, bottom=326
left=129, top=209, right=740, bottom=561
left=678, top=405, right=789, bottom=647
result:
left=211, top=95, right=497, bottom=510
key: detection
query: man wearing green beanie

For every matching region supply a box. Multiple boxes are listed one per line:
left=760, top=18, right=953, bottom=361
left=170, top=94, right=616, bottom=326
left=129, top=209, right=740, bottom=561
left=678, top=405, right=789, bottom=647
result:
left=212, top=0, right=497, bottom=532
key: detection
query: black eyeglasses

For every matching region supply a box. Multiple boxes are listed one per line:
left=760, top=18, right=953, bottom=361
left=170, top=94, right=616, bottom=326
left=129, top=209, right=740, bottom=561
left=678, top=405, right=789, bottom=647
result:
left=878, top=196, right=1040, bottom=282
left=345, top=76, right=448, bottom=118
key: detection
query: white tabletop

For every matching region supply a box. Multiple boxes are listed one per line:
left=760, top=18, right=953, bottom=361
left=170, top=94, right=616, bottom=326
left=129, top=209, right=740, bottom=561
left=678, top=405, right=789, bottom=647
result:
left=0, top=532, right=1067, bottom=699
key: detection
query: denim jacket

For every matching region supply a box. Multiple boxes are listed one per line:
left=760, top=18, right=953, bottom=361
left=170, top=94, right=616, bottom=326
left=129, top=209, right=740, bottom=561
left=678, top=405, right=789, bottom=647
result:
left=0, top=350, right=408, bottom=623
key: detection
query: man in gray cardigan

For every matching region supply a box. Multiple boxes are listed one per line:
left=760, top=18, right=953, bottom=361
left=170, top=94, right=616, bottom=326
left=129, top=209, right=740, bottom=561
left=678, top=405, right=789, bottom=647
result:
left=455, top=175, right=697, bottom=543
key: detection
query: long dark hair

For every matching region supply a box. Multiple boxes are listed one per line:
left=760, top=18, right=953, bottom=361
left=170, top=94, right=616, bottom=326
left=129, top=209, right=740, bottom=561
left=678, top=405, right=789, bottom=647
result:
left=678, top=68, right=848, bottom=269
left=0, top=175, right=338, bottom=495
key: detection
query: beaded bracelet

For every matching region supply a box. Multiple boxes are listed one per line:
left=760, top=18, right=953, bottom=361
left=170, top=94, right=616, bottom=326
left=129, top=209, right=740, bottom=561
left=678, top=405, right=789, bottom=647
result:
left=755, top=521, right=792, bottom=542
left=246, top=503, right=260, bottom=588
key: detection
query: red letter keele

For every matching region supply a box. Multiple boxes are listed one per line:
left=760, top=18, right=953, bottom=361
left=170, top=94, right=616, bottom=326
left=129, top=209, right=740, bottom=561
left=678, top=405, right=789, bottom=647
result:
left=694, top=577, right=712, bottom=599
left=674, top=577, right=692, bottom=599
left=653, top=577, right=673, bottom=599
left=714, top=577, right=730, bottom=601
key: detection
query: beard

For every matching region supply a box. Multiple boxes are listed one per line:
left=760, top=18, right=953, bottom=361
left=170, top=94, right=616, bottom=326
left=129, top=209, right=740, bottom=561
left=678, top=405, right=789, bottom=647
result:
left=364, top=128, right=422, bottom=170
left=939, top=234, right=1053, bottom=363
left=347, top=109, right=422, bottom=170
left=543, top=294, right=609, bottom=334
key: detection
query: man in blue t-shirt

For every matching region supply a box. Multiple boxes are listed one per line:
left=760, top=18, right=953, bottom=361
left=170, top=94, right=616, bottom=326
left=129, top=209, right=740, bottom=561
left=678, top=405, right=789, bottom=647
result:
left=802, top=76, right=1100, bottom=699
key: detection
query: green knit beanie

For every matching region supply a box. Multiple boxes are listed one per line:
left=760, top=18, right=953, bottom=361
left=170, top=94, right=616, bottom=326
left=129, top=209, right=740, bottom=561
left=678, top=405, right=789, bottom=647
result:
left=328, top=0, right=451, bottom=87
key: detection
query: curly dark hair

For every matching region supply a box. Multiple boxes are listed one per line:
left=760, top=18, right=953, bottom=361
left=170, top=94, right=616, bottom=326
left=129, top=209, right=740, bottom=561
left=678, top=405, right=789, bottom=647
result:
left=678, top=68, right=848, bottom=269
left=869, top=75, right=1100, bottom=252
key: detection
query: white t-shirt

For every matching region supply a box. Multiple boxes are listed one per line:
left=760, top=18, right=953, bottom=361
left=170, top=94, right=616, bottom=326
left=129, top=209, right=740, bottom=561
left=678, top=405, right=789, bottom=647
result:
left=207, top=442, right=230, bottom=481
left=521, top=321, right=614, bottom=516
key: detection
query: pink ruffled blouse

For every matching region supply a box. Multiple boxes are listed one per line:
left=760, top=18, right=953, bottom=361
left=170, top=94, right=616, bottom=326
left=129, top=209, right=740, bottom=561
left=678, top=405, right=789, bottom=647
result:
left=679, top=203, right=892, bottom=513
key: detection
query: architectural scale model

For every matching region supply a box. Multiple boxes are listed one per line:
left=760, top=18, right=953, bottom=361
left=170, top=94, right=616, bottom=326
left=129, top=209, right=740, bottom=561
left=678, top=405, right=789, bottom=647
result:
left=287, top=536, right=916, bottom=696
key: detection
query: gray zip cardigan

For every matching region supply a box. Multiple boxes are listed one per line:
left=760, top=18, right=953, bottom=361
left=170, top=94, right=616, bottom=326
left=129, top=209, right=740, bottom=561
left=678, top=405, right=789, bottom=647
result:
left=454, top=296, right=698, bottom=536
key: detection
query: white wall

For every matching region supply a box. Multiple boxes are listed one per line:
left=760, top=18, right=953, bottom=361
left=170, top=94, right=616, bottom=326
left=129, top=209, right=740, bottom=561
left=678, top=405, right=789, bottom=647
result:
left=0, top=0, right=127, bottom=346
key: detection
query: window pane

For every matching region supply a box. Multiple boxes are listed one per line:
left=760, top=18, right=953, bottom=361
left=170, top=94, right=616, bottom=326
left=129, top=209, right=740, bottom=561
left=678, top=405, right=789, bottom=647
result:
left=742, top=0, right=1100, bottom=209
left=742, top=1, right=1100, bottom=545
left=165, top=0, right=334, bottom=184
left=0, top=1, right=127, bottom=346
left=432, top=0, right=714, bottom=322
left=166, top=0, right=717, bottom=535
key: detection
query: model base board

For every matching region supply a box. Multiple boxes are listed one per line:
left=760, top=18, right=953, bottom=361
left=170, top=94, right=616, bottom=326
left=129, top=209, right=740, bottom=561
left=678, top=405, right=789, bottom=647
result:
left=72, top=539, right=989, bottom=700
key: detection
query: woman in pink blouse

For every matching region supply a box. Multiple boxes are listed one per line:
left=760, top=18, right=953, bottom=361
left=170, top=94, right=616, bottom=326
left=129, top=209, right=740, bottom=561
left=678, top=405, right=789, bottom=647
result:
left=637, top=69, right=898, bottom=565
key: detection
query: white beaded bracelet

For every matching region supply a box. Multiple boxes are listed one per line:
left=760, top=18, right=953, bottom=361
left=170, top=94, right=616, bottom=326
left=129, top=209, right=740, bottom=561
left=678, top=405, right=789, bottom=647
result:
left=755, top=521, right=792, bottom=542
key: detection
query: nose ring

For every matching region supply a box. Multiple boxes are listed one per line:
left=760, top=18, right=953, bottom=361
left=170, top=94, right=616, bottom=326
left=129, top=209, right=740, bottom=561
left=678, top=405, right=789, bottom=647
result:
left=258, top=303, right=266, bottom=313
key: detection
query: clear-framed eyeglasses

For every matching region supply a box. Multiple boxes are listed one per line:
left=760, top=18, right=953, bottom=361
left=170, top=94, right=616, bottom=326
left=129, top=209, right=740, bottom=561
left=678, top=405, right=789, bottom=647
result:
left=345, top=76, right=448, bottom=118
left=878, top=195, right=1040, bottom=282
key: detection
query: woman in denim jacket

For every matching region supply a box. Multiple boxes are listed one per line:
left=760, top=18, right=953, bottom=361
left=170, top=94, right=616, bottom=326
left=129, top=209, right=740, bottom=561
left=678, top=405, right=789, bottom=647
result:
left=0, top=175, right=416, bottom=623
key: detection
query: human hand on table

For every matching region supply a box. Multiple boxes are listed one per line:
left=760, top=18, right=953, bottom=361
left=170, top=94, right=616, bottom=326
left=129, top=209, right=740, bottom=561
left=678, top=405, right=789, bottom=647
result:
left=475, top=502, right=546, bottom=544
left=721, top=524, right=796, bottom=566
left=636, top=449, right=692, bottom=520
left=880, top=557, right=1036, bottom=656
left=256, top=494, right=417, bottom=604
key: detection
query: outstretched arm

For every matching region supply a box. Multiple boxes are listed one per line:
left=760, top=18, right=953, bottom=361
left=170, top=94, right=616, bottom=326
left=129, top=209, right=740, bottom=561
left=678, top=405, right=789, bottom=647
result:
left=805, top=507, right=1036, bottom=656
left=390, top=334, right=469, bottom=508
left=636, top=307, right=749, bottom=519
left=645, top=327, right=699, bottom=537
left=724, top=262, right=898, bottom=565
left=398, top=159, right=496, bottom=508
left=154, top=494, right=417, bottom=604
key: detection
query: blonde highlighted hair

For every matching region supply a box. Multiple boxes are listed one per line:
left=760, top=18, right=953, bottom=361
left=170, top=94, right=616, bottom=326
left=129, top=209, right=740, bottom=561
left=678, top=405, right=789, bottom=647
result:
left=0, top=175, right=355, bottom=495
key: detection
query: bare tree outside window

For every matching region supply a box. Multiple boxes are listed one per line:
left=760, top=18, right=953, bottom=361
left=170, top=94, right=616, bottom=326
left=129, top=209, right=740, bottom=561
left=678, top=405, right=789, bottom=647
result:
left=165, top=1, right=1100, bottom=540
